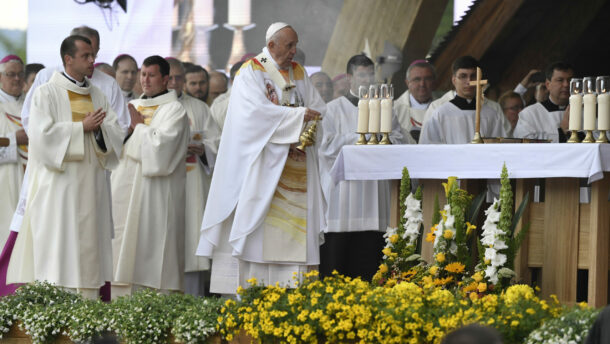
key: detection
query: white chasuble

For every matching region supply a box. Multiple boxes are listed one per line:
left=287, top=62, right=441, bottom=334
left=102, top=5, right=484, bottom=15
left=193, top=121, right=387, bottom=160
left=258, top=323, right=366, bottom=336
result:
left=513, top=101, right=565, bottom=142
left=420, top=101, right=508, bottom=144
left=0, top=101, right=25, bottom=246
left=197, top=47, right=326, bottom=292
left=178, top=93, right=221, bottom=272
left=111, top=90, right=190, bottom=291
left=394, top=90, right=428, bottom=140
left=7, top=72, right=123, bottom=289
left=319, top=96, right=404, bottom=234
left=210, top=90, right=230, bottom=130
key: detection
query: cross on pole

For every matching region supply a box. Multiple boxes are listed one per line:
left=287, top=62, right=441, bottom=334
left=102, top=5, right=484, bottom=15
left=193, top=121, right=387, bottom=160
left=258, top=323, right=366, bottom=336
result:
left=469, top=67, right=487, bottom=144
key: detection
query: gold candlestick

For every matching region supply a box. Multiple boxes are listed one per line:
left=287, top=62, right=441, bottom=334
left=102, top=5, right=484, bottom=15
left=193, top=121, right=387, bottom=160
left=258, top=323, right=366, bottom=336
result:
left=356, top=133, right=367, bottom=145
left=595, top=131, right=608, bottom=143
left=367, top=133, right=379, bottom=145
left=567, top=131, right=581, bottom=143
left=471, top=132, right=483, bottom=144
left=583, top=130, right=595, bottom=143
left=379, top=132, right=391, bottom=144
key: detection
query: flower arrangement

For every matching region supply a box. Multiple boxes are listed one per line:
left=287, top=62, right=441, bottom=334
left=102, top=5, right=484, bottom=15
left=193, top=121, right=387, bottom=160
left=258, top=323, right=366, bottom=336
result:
left=218, top=272, right=564, bottom=344
left=373, top=167, right=424, bottom=286
left=525, top=304, right=599, bottom=344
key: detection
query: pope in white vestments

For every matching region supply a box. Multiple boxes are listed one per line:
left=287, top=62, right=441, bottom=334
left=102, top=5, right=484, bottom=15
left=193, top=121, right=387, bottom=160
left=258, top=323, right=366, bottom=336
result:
left=197, top=23, right=326, bottom=293
left=111, top=56, right=190, bottom=295
left=6, top=36, right=124, bottom=299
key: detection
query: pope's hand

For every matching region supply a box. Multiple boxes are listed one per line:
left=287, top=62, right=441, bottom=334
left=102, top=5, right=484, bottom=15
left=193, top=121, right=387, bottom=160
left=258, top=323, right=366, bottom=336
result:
left=128, top=103, right=145, bottom=131
left=82, top=108, right=106, bottom=132
left=304, top=108, right=321, bottom=122
left=188, top=143, right=205, bottom=156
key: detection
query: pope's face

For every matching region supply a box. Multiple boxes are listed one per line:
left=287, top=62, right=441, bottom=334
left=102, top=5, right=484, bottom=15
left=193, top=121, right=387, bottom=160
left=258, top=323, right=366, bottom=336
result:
left=0, top=61, right=24, bottom=97
left=349, top=65, right=375, bottom=95
left=452, top=68, right=477, bottom=99
left=65, top=40, right=95, bottom=81
left=168, top=66, right=185, bottom=96
left=184, top=71, right=208, bottom=101
left=140, top=64, right=168, bottom=97
left=407, top=66, right=435, bottom=103
left=268, top=27, right=298, bottom=70
left=115, top=58, right=138, bottom=93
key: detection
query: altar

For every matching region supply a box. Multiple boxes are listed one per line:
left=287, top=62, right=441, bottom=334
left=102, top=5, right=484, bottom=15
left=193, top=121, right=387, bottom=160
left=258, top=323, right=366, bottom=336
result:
left=330, top=143, right=610, bottom=306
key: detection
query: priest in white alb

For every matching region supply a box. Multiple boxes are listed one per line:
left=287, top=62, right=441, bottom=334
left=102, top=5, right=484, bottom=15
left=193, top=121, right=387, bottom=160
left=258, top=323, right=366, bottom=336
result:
left=111, top=56, right=190, bottom=297
left=0, top=55, right=27, bottom=248
left=513, top=62, right=573, bottom=142
left=420, top=56, right=509, bottom=144
left=167, top=57, right=221, bottom=296
left=6, top=35, right=124, bottom=299
left=197, top=23, right=326, bottom=294
left=318, top=54, right=406, bottom=280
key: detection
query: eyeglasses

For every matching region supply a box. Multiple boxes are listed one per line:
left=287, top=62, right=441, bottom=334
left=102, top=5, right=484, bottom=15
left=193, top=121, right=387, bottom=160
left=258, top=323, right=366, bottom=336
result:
left=3, top=71, right=24, bottom=79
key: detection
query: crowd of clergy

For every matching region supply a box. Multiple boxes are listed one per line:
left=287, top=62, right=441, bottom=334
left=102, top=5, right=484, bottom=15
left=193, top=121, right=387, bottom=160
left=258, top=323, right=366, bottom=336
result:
left=0, top=22, right=590, bottom=300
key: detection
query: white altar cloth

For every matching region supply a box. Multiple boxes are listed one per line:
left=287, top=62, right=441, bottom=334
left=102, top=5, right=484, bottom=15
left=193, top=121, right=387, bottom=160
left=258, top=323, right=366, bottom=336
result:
left=330, top=144, right=610, bottom=184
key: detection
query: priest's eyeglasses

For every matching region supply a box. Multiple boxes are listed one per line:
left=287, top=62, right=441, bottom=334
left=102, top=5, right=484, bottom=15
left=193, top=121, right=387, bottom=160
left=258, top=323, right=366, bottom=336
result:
left=3, top=71, right=24, bottom=79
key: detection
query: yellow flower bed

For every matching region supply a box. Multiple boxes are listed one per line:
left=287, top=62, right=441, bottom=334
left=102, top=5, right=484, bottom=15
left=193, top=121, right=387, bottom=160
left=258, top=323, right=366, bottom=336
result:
left=218, top=272, right=562, bottom=344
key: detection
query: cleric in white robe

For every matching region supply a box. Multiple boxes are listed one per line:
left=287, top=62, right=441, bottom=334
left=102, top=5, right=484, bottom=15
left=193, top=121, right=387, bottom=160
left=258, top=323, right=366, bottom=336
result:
left=197, top=23, right=326, bottom=294
left=167, top=57, right=221, bottom=296
left=0, top=55, right=27, bottom=248
left=111, top=56, right=190, bottom=296
left=6, top=35, right=123, bottom=299
left=513, top=62, right=574, bottom=143
left=420, top=56, right=508, bottom=144
left=318, top=54, right=406, bottom=280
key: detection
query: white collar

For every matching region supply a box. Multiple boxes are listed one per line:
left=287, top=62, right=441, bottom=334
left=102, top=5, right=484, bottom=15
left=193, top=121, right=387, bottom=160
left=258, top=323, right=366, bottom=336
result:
left=409, top=93, right=431, bottom=110
left=262, top=47, right=285, bottom=71
left=63, top=71, right=87, bottom=87
left=0, top=87, right=21, bottom=102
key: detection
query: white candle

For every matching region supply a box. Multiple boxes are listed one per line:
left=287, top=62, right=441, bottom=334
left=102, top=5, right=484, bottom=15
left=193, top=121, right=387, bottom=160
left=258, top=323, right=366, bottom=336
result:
left=569, top=94, right=583, bottom=131
left=598, top=93, right=610, bottom=130
left=380, top=98, right=392, bottom=133
left=368, top=98, right=381, bottom=133
left=357, top=99, right=369, bottom=133
left=228, top=0, right=251, bottom=26
left=193, top=0, right=214, bottom=26
left=583, top=93, right=597, bottom=130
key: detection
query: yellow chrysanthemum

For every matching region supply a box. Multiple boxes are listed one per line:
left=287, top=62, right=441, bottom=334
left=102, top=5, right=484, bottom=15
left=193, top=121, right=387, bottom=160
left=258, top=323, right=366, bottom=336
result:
left=389, top=234, right=399, bottom=244
left=435, top=253, right=446, bottom=263
left=444, top=262, right=465, bottom=274
left=477, top=282, right=487, bottom=293
left=426, top=231, right=436, bottom=243
left=429, top=266, right=439, bottom=275
left=443, top=229, right=454, bottom=239
left=247, top=277, right=258, bottom=285
left=382, top=247, right=393, bottom=256
left=472, top=272, right=483, bottom=282
left=379, top=263, right=388, bottom=274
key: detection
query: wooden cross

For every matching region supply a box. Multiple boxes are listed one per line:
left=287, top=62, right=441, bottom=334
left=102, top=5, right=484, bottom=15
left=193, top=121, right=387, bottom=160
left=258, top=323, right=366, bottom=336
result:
left=469, top=67, right=487, bottom=143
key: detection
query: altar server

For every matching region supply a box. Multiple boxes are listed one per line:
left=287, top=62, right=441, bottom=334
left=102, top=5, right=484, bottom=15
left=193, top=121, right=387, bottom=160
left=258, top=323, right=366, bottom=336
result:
left=197, top=23, right=326, bottom=294
left=318, top=54, right=405, bottom=280
left=420, top=56, right=509, bottom=144
left=111, top=56, right=190, bottom=296
left=6, top=35, right=124, bottom=299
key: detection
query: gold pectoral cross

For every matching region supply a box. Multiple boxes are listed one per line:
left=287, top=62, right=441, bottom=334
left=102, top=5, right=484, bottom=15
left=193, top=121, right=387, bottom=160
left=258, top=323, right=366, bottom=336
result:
left=469, top=67, right=488, bottom=144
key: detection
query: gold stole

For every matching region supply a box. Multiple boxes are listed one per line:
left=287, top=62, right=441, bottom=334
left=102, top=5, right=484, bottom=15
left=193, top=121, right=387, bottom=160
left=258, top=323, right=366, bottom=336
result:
left=67, top=90, right=94, bottom=123
left=136, top=104, right=159, bottom=126
left=5, top=112, right=27, bottom=170
left=262, top=155, right=308, bottom=263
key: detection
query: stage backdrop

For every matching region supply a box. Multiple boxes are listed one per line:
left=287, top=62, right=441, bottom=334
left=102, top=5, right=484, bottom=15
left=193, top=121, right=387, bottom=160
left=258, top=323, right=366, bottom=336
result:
left=27, top=0, right=173, bottom=66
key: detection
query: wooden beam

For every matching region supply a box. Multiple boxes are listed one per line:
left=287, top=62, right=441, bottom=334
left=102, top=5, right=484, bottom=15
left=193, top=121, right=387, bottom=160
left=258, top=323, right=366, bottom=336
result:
left=587, top=173, right=610, bottom=307
left=514, top=179, right=535, bottom=285
left=321, top=0, right=447, bottom=80
left=431, top=0, right=524, bottom=92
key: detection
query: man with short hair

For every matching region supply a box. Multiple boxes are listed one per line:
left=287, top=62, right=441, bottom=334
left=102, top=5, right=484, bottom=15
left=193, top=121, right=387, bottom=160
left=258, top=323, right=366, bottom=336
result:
left=332, top=73, right=349, bottom=100
left=166, top=57, right=220, bottom=296
left=394, top=60, right=436, bottom=142
left=113, top=54, right=139, bottom=101
left=210, top=61, right=243, bottom=131
left=197, top=23, right=326, bottom=294
left=318, top=54, right=405, bottom=280
left=310, top=71, right=333, bottom=103
left=513, top=62, right=573, bottom=142
left=0, top=55, right=28, bottom=251
left=206, top=71, right=228, bottom=106
left=184, top=64, right=209, bottom=102
left=6, top=35, right=124, bottom=299
left=23, top=63, right=44, bottom=94
left=420, top=56, right=509, bottom=144
left=498, top=91, right=524, bottom=137
left=95, top=62, right=115, bottom=78
left=111, top=55, right=190, bottom=296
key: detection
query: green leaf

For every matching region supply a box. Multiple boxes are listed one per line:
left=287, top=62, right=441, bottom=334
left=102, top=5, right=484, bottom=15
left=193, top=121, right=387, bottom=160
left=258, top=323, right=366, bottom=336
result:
left=467, top=192, right=486, bottom=225
left=406, top=254, right=422, bottom=262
